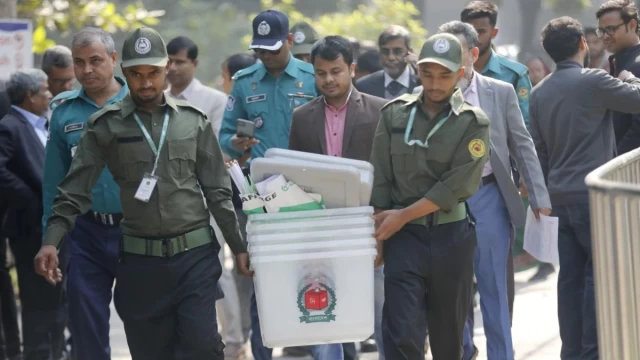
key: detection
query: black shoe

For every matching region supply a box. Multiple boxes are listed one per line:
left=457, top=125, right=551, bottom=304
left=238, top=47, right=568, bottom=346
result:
left=282, top=346, right=312, bottom=357
left=528, top=263, right=556, bottom=282
left=360, top=337, right=378, bottom=353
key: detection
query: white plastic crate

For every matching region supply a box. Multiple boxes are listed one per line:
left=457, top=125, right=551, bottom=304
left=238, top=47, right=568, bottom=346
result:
left=251, top=249, right=376, bottom=348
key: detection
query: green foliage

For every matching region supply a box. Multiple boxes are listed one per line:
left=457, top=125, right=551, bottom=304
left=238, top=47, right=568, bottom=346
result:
left=244, top=0, right=428, bottom=50
left=156, top=0, right=252, bottom=88
left=544, top=0, right=592, bottom=13
left=19, top=0, right=164, bottom=54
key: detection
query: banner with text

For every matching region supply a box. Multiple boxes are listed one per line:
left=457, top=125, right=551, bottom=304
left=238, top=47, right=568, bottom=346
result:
left=0, top=20, right=33, bottom=81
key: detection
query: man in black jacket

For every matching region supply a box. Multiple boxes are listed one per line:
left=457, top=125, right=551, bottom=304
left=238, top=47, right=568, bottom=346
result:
left=0, top=69, right=66, bottom=360
left=598, top=0, right=640, bottom=155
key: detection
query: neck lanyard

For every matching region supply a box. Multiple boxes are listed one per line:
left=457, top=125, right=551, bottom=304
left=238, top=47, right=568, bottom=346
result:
left=133, top=110, right=170, bottom=176
left=404, top=105, right=452, bottom=148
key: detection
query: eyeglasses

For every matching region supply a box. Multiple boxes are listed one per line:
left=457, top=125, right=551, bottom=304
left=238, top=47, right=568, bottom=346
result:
left=253, top=48, right=282, bottom=56
left=596, top=22, right=628, bottom=37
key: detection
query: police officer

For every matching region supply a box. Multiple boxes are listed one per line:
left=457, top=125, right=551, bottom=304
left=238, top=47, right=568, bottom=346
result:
left=370, top=33, right=490, bottom=359
left=42, top=27, right=129, bottom=360
left=290, top=21, right=319, bottom=63
left=461, top=1, right=531, bottom=125
left=219, top=9, right=344, bottom=360
left=35, top=27, right=249, bottom=360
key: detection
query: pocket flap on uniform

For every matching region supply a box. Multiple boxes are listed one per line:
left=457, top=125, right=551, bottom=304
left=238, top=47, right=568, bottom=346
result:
left=168, top=138, right=197, bottom=161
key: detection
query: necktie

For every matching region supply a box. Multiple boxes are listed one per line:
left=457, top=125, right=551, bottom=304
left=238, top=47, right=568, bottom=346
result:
left=386, top=81, right=404, bottom=96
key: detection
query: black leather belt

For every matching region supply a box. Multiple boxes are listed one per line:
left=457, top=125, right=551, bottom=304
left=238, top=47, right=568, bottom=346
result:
left=83, top=212, right=123, bottom=227
left=482, top=173, right=496, bottom=186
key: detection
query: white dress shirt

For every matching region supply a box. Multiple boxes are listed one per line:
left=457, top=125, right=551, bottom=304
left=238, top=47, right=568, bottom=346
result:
left=462, top=73, right=493, bottom=176
left=384, top=65, right=411, bottom=88
left=167, top=78, right=227, bottom=137
left=12, top=105, right=47, bottom=147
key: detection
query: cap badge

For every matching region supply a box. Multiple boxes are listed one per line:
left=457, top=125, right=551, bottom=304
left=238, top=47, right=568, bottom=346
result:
left=294, top=31, right=306, bottom=44
left=433, top=38, right=450, bottom=54
left=135, top=38, right=151, bottom=55
left=258, top=21, right=271, bottom=36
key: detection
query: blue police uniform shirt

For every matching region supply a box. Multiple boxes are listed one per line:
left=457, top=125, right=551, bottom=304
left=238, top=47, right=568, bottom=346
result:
left=42, top=77, right=129, bottom=233
left=219, top=54, right=317, bottom=159
left=481, top=50, right=532, bottom=127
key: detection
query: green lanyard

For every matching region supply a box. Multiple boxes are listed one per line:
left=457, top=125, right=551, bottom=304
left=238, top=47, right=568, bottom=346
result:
left=404, top=105, right=452, bottom=148
left=133, top=110, right=170, bottom=176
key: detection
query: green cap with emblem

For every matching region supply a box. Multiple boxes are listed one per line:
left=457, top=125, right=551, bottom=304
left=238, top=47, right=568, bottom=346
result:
left=291, top=21, right=319, bottom=56
left=417, top=33, right=463, bottom=72
left=121, top=27, right=168, bottom=68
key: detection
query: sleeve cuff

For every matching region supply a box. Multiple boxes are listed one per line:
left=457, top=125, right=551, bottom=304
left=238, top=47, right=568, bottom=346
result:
left=221, top=138, right=244, bottom=159
left=424, top=181, right=457, bottom=212
left=43, top=225, right=67, bottom=248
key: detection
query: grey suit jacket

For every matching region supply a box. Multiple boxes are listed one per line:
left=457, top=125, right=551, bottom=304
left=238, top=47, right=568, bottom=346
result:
left=475, top=73, right=550, bottom=227
left=289, top=88, right=387, bottom=162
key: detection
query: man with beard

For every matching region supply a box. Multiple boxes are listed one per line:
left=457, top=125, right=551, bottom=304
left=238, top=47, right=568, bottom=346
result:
left=597, top=0, right=640, bottom=155
left=41, top=27, right=129, bottom=360
left=436, top=21, right=551, bottom=360
left=355, top=25, right=418, bottom=99
left=530, top=16, right=640, bottom=359
left=584, top=27, right=609, bottom=70
left=370, top=32, right=490, bottom=359
left=35, top=26, right=250, bottom=359
left=461, top=1, right=531, bottom=127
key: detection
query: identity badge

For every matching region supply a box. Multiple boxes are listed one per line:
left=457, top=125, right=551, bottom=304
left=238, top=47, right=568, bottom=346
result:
left=134, top=173, right=159, bottom=203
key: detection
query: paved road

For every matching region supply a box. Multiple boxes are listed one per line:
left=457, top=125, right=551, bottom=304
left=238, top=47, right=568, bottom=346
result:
left=109, top=267, right=561, bottom=359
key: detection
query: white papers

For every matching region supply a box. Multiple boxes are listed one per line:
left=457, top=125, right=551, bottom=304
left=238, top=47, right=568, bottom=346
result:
left=523, top=206, right=560, bottom=267
left=226, top=161, right=252, bottom=194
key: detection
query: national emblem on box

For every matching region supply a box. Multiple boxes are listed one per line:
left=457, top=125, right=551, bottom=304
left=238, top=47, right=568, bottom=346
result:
left=297, top=279, right=336, bottom=324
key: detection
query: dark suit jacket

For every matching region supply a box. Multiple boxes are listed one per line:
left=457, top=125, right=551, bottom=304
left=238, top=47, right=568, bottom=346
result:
left=610, top=44, right=640, bottom=155
left=0, top=108, right=46, bottom=239
left=289, top=88, right=387, bottom=162
left=354, top=69, right=418, bottom=99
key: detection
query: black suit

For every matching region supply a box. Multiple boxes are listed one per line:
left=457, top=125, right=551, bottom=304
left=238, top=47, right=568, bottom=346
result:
left=355, top=69, right=418, bottom=99
left=0, top=83, right=20, bottom=360
left=610, top=44, right=640, bottom=155
left=0, top=108, right=66, bottom=360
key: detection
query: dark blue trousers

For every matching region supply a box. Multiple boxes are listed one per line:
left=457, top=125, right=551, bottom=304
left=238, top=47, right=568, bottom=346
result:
left=66, top=214, right=121, bottom=360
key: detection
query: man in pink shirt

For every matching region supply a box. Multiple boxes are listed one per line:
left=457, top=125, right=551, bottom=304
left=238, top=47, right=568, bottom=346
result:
left=288, top=35, right=387, bottom=359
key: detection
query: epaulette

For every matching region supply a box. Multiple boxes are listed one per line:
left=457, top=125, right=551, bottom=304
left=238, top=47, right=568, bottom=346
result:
left=49, top=89, right=80, bottom=111
left=297, top=60, right=315, bottom=75
left=381, top=93, right=419, bottom=111
left=498, top=56, right=529, bottom=76
left=232, top=63, right=261, bottom=81
left=463, top=105, right=491, bottom=126
left=174, top=99, right=208, bottom=120
left=88, top=103, right=120, bottom=125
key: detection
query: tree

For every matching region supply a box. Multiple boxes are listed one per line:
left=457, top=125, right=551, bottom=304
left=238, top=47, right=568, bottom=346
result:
left=545, top=0, right=591, bottom=14
left=17, top=0, right=164, bottom=53
left=244, top=0, right=428, bottom=49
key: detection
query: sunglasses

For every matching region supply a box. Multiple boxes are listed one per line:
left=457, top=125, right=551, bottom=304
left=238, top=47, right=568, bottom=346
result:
left=253, top=48, right=282, bottom=56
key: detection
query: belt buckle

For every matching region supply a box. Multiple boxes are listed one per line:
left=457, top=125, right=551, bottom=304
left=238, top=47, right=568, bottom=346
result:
left=100, top=213, right=107, bottom=225
left=161, top=239, right=174, bottom=257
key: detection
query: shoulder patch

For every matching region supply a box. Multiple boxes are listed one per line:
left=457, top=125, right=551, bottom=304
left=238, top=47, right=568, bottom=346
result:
left=517, top=87, right=529, bottom=100
left=468, top=139, right=486, bottom=158
left=88, top=103, right=120, bottom=125
left=175, top=100, right=208, bottom=120
left=232, top=63, right=260, bottom=81
left=226, top=95, right=235, bottom=111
